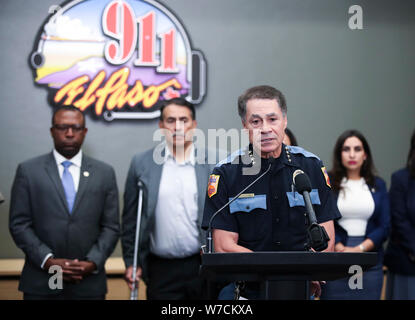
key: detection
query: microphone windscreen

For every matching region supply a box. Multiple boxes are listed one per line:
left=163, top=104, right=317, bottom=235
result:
left=293, top=171, right=312, bottom=193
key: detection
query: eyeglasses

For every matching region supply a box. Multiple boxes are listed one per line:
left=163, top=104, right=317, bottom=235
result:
left=53, top=124, right=85, bottom=132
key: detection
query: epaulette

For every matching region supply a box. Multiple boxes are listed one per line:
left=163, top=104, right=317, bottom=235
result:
left=215, top=148, right=246, bottom=168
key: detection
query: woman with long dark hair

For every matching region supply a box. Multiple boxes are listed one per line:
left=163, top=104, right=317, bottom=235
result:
left=384, top=129, right=415, bottom=299
left=320, top=129, right=390, bottom=299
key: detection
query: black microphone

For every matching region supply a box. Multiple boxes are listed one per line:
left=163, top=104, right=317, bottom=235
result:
left=206, top=157, right=275, bottom=253
left=293, top=169, right=330, bottom=251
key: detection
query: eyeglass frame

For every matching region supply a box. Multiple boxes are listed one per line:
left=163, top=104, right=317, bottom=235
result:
left=52, top=124, right=86, bottom=132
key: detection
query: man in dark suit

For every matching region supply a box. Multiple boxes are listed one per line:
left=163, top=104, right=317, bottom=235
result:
left=9, top=105, right=120, bottom=300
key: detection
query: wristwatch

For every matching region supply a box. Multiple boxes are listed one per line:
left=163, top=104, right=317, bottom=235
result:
left=359, top=244, right=366, bottom=252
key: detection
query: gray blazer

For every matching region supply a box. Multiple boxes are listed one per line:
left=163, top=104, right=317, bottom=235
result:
left=121, top=146, right=216, bottom=282
left=9, top=152, right=120, bottom=296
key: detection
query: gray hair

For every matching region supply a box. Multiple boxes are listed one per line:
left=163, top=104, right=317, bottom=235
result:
left=237, top=85, right=287, bottom=122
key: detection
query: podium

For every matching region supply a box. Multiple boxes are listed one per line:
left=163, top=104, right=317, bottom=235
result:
left=200, top=251, right=378, bottom=300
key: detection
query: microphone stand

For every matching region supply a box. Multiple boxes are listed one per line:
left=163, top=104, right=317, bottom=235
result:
left=206, top=160, right=274, bottom=254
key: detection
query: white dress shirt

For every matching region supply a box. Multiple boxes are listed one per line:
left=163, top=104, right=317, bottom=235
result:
left=150, top=144, right=200, bottom=258
left=53, top=149, right=82, bottom=192
left=41, top=149, right=82, bottom=269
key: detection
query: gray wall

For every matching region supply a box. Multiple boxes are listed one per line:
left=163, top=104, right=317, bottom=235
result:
left=1, top=0, right=414, bottom=259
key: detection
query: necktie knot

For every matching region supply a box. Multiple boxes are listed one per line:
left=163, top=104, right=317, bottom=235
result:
left=62, top=160, right=72, bottom=169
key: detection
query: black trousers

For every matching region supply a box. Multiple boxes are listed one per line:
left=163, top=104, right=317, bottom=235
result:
left=146, top=253, right=206, bottom=300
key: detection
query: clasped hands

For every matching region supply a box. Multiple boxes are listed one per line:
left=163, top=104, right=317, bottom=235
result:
left=44, top=258, right=97, bottom=284
left=335, top=243, right=362, bottom=253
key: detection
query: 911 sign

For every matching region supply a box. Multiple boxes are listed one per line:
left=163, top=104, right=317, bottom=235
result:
left=103, top=1, right=178, bottom=72
left=30, top=0, right=206, bottom=121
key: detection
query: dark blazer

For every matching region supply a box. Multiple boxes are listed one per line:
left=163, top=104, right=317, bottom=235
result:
left=9, top=152, right=120, bottom=296
left=384, top=168, right=415, bottom=275
left=121, top=146, right=216, bottom=282
left=334, top=177, right=390, bottom=254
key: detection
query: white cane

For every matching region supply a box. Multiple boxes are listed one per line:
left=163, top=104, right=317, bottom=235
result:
left=130, top=181, right=144, bottom=300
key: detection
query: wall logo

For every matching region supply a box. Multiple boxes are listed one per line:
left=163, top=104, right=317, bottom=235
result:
left=30, top=0, right=206, bottom=121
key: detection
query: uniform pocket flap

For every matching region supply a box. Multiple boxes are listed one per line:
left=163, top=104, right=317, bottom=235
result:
left=229, top=195, right=267, bottom=214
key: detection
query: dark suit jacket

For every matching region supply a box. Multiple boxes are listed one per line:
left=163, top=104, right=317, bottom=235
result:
left=121, top=146, right=216, bottom=283
left=9, top=152, right=120, bottom=296
left=384, top=168, right=415, bottom=275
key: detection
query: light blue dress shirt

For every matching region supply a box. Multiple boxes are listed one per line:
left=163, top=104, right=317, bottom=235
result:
left=150, top=145, right=200, bottom=258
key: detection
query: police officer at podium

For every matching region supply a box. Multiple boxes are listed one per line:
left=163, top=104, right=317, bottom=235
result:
left=202, top=85, right=341, bottom=299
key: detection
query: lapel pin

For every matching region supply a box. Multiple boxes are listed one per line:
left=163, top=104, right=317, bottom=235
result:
left=83, top=171, right=90, bottom=177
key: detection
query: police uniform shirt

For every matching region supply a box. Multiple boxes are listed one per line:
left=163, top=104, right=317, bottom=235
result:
left=202, top=145, right=341, bottom=252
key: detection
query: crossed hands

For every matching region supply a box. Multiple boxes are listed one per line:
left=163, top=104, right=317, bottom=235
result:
left=44, top=258, right=97, bottom=284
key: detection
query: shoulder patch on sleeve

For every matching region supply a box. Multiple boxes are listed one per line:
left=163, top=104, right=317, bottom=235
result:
left=207, top=174, right=220, bottom=198
left=287, top=146, right=321, bottom=161
left=321, top=166, right=331, bottom=188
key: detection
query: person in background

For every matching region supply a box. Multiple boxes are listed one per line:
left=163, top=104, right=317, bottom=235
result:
left=283, top=128, right=298, bottom=146
left=122, top=97, right=215, bottom=299
left=320, top=129, right=390, bottom=300
left=9, top=106, right=120, bottom=300
left=384, top=129, right=415, bottom=299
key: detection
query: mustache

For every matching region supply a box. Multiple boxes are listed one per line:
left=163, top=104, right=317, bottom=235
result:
left=172, top=132, right=185, bottom=137
left=257, top=134, right=277, bottom=140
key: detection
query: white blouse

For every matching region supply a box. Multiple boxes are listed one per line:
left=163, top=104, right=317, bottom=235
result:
left=337, top=177, right=375, bottom=237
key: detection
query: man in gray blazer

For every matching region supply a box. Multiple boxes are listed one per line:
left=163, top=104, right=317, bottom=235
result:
left=9, top=106, right=120, bottom=300
left=122, top=98, right=215, bottom=299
